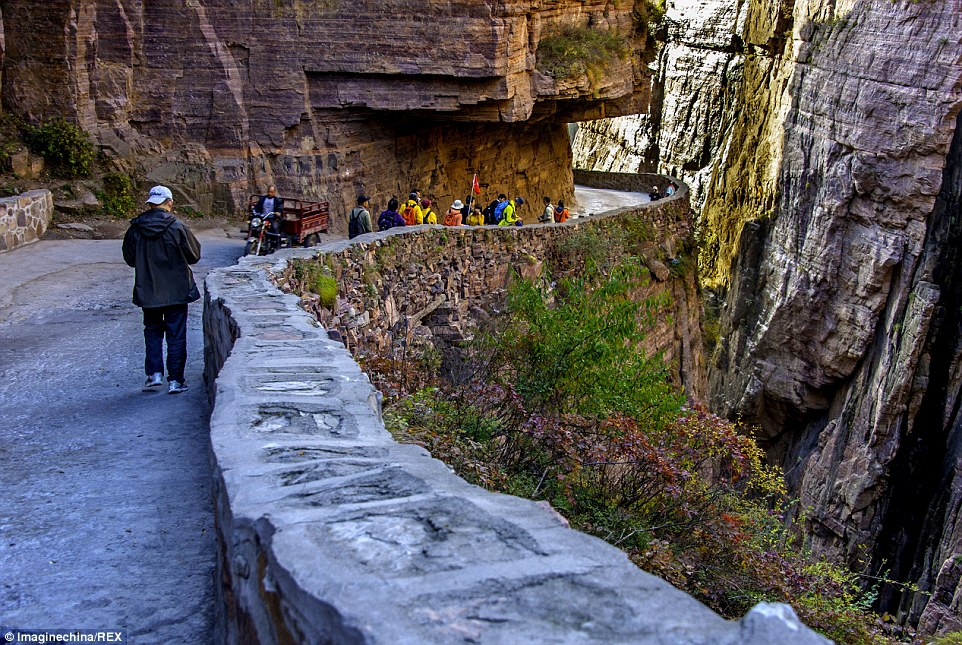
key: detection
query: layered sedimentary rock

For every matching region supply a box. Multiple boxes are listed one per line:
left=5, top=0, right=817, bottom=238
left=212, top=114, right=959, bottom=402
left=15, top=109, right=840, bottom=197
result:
left=572, top=0, right=962, bottom=633
left=0, top=0, right=652, bottom=227
left=708, top=0, right=962, bottom=630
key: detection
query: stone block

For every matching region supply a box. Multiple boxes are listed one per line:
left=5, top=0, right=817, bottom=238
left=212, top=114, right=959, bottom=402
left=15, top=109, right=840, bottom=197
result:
left=8, top=151, right=42, bottom=179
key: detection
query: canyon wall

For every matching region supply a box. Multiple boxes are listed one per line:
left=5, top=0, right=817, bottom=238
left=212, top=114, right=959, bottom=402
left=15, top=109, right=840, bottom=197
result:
left=572, top=0, right=747, bottom=209
left=710, top=0, right=962, bottom=631
left=573, top=0, right=962, bottom=632
left=0, top=0, right=653, bottom=228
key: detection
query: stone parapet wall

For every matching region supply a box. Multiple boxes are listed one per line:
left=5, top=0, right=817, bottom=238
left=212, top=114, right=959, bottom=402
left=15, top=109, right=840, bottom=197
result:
left=0, top=190, right=53, bottom=253
left=573, top=169, right=684, bottom=196
left=203, top=172, right=825, bottom=643
left=291, top=191, right=705, bottom=398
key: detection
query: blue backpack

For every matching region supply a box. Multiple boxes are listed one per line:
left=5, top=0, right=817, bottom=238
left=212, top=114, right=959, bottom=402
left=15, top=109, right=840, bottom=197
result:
left=494, top=200, right=509, bottom=222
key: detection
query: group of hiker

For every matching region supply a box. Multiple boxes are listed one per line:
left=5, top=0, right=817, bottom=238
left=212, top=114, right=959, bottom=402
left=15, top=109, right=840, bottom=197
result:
left=648, top=181, right=679, bottom=201
left=348, top=189, right=572, bottom=239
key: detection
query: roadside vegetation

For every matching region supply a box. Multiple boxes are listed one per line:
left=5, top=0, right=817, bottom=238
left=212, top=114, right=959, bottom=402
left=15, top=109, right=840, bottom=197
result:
left=21, top=116, right=96, bottom=179
left=359, top=257, right=898, bottom=644
left=0, top=113, right=219, bottom=232
left=536, top=27, right=629, bottom=83
left=0, top=113, right=137, bottom=218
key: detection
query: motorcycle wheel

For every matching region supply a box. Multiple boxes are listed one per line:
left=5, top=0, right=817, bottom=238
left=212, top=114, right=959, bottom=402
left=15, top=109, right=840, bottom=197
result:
left=303, top=234, right=319, bottom=248
left=243, top=240, right=255, bottom=256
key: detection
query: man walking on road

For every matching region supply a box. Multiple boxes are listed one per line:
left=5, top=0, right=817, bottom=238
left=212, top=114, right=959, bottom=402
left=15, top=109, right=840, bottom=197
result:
left=122, top=185, right=202, bottom=394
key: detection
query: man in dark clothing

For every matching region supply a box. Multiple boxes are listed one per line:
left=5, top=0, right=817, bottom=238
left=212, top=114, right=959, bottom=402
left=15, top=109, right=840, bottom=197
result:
left=483, top=194, right=506, bottom=226
left=255, top=184, right=283, bottom=217
left=122, top=185, right=202, bottom=394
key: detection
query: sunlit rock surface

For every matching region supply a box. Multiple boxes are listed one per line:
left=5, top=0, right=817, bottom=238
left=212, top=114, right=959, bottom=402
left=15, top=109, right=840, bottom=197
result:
left=573, top=0, right=962, bottom=633
left=572, top=0, right=747, bottom=207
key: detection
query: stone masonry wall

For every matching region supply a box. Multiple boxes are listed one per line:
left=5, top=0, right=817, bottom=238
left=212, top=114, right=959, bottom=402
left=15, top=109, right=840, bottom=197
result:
left=0, top=189, right=53, bottom=253
left=289, top=185, right=707, bottom=400
left=572, top=169, right=676, bottom=194
left=203, top=174, right=827, bottom=643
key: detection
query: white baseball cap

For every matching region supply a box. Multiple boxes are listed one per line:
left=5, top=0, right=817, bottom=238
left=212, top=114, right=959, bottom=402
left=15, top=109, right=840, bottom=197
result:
left=146, top=185, right=173, bottom=205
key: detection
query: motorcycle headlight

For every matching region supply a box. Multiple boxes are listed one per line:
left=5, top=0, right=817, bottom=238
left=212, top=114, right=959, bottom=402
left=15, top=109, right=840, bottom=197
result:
left=250, top=216, right=263, bottom=228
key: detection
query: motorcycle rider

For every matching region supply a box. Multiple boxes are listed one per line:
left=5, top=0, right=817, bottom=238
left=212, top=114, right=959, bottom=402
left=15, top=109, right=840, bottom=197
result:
left=250, top=184, right=286, bottom=251
left=255, top=185, right=284, bottom=217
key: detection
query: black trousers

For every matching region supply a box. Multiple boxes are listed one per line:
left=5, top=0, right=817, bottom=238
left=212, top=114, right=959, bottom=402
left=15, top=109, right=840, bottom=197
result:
left=143, top=304, right=189, bottom=382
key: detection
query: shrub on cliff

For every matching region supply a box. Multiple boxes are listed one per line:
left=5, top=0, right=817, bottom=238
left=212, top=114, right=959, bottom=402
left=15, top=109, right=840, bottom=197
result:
left=290, top=259, right=338, bottom=309
left=536, top=27, right=629, bottom=83
left=98, top=173, right=137, bottom=218
left=633, top=0, right=666, bottom=31
left=376, top=258, right=889, bottom=644
left=489, top=257, right=681, bottom=424
left=22, top=117, right=95, bottom=179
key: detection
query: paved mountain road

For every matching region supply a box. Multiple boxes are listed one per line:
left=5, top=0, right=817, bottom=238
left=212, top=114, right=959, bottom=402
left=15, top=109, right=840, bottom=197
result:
left=0, top=228, right=244, bottom=644
left=0, top=187, right=642, bottom=643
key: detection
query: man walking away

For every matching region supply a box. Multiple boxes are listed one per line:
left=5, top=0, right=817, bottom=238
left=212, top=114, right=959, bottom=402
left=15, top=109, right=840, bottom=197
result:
left=401, top=192, right=423, bottom=226
left=122, top=185, right=202, bottom=394
left=498, top=197, right=524, bottom=226
left=349, top=195, right=373, bottom=239
left=421, top=199, right=437, bottom=225
left=555, top=200, right=570, bottom=223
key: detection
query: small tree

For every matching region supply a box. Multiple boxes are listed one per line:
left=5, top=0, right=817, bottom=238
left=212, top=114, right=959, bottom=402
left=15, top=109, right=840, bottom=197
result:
left=487, top=258, right=682, bottom=427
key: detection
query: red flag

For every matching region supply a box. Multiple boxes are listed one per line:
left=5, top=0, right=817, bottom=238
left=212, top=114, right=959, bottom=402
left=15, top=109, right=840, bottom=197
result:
left=472, top=174, right=481, bottom=195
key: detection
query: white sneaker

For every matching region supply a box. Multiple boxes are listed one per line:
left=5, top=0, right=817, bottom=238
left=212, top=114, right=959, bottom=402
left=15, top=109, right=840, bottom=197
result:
left=168, top=380, right=188, bottom=394
left=143, top=372, right=164, bottom=391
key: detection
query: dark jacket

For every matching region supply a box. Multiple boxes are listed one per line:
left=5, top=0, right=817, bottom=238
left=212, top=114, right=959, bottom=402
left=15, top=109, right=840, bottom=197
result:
left=122, top=208, right=202, bottom=308
left=255, top=194, right=284, bottom=216
left=349, top=207, right=373, bottom=238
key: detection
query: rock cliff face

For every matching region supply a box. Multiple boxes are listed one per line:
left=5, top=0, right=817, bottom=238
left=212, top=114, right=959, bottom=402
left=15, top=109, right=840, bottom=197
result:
left=572, top=0, right=747, bottom=208
left=572, top=0, right=962, bottom=633
left=709, top=0, right=962, bottom=629
left=0, top=0, right=652, bottom=227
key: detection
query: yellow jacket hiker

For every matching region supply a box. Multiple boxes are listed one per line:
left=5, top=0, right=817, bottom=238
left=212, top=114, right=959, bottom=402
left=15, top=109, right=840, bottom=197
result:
left=420, top=199, right=437, bottom=225
left=498, top=197, right=524, bottom=226
left=402, top=194, right=423, bottom=225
